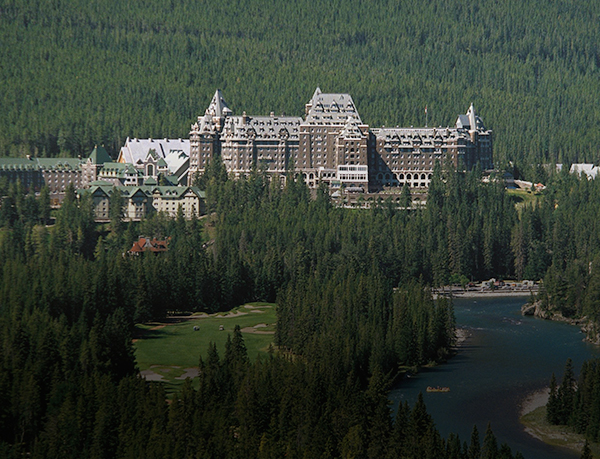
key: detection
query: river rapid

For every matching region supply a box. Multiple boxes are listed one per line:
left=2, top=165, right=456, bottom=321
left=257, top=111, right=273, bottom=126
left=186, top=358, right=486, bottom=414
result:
left=388, top=296, right=600, bottom=459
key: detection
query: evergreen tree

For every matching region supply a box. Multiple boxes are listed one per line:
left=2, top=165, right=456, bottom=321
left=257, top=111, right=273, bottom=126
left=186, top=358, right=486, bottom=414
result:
left=468, top=424, right=481, bottom=459
left=547, top=372, right=559, bottom=424
left=109, top=187, right=125, bottom=236
left=557, top=358, right=576, bottom=425
left=481, top=422, right=499, bottom=459
left=581, top=439, right=592, bottom=459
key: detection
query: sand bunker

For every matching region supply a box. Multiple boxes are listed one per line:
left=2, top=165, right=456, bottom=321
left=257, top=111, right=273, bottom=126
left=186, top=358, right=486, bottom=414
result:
left=141, top=369, right=165, bottom=381
left=176, top=368, right=200, bottom=380
left=240, top=323, right=275, bottom=335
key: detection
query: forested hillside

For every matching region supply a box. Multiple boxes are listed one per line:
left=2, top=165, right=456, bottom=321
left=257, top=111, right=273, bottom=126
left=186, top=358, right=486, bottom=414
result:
left=0, top=166, right=531, bottom=458
left=2, top=0, right=600, bottom=171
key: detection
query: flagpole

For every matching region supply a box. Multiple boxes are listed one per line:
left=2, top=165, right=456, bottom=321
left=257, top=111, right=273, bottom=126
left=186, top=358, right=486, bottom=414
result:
left=425, top=105, right=428, bottom=128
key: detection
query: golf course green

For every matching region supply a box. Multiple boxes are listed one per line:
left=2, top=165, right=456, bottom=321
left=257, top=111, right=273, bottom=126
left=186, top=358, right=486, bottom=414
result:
left=134, top=303, right=276, bottom=392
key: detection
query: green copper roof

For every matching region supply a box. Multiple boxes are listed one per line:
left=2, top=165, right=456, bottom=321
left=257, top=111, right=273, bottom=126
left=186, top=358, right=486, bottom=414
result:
left=88, top=145, right=112, bottom=165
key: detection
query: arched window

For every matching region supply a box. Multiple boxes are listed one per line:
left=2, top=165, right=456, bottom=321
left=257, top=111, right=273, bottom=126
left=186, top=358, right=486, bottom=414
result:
left=147, top=164, right=154, bottom=176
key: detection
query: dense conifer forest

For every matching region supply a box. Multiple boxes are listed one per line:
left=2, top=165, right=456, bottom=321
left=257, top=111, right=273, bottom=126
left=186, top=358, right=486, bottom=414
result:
left=3, top=0, right=600, bottom=456
left=2, top=0, right=600, bottom=171
left=0, top=165, right=533, bottom=458
left=547, top=358, right=600, bottom=451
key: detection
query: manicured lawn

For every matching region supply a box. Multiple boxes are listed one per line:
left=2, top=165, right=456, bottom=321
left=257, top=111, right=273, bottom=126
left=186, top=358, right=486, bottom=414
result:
left=133, top=303, right=276, bottom=393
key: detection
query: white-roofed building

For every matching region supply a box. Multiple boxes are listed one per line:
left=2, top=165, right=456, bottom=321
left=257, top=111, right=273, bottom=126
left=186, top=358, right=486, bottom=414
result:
left=118, top=137, right=190, bottom=185
left=570, top=163, right=599, bottom=180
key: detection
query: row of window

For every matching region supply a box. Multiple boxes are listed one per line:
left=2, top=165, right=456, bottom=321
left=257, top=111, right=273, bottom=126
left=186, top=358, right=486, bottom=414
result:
left=377, top=173, right=433, bottom=181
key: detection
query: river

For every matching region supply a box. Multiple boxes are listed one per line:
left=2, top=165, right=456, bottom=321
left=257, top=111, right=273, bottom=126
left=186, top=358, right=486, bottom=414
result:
left=388, top=295, right=600, bottom=459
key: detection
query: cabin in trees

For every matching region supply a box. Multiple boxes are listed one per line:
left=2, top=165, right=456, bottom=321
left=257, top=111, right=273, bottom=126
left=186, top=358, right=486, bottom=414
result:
left=189, top=89, right=493, bottom=192
left=128, top=237, right=169, bottom=255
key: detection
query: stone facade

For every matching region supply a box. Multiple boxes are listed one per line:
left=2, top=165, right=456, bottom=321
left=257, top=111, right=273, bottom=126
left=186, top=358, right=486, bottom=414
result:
left=0, top=156, right=84, bottom=203
left=189, top=89, right=493, bottom=191
left=83, top=183, right=205, bottom=222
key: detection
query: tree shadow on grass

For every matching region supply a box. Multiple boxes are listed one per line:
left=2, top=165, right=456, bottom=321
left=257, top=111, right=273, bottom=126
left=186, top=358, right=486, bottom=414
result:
left=133, top=326, right=169, bottom=340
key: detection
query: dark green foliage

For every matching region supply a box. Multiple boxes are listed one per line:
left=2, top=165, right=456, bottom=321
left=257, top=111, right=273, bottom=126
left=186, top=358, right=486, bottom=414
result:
left=547, top=358, right=600, bottom=446
left=557, top=358, right=576, bottom=426
left=581, top=439, right=592, bottom=459
left=513, top=170, right=600, bottom=331
left=0, top=165, right=525, bottom=457
left=546, top=373, right=559, bottom=425
left=481, top=423, right=499, bottom=459
left=108, top=187, right=125, bottom=236
left=2, top=0, right=600, bottom=170
left=468, top=425, right=481, bottom=459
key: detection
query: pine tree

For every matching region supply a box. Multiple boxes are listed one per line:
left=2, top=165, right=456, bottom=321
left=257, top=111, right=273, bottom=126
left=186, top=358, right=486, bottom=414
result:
left=558, top=358, right=576, bottom=425
left=468, top=424, right=481, bottom=459
left=547, top=372, right=559, bottom=424
left=481, top=422, right=499, bottom=459
left=580, top=439, right=592, bottom=459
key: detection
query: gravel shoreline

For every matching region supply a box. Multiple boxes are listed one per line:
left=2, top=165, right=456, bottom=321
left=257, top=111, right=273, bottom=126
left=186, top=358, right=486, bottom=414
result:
left=520, top=388, right=550, bottom=417
left=434, top=290, right=536, bottom=299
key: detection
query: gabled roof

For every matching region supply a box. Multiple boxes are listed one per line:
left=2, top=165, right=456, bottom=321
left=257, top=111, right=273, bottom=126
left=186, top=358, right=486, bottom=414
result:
left=148, top=185, right=205, bottom=199
left=373, top=126, right=469, bottom=143
left=128, top=237, right=169, bottom=253
left=164, top=150, right=189, bottom=176
left=221, top=114, right=302, bottom=141
left=88, top=145, right=112, bottom=165
left=304, top=90, right=362, bottom=124
left=80, top=183, right=205, bottom=200
left=570, top=163, right=599, bottom=179
left=338, top=115, right=366, bottom=140
left=118, top=138, right=190, bottom=165
left=37, top=157, right=83, bottom=170
left=0, top=157, right=39, bottom=171
left=456, top=104, right=487, bottom=131
left=98, top=162, right=140, bottom=178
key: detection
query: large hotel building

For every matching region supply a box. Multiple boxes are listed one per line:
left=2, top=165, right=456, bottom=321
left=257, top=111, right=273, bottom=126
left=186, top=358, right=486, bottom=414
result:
left=189, top=88, right=493, bottom=191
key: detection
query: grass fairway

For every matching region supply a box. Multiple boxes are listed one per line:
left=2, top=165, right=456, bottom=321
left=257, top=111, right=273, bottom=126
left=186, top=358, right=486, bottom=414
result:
left=134, top=303, right=276, bottom=393
left=520, top=405, right=600, bottom=458
left=506, top=188, right=540, bottom=215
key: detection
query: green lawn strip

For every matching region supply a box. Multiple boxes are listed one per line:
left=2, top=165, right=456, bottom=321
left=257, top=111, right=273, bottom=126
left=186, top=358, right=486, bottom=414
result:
left=134, top=303, right=277, bottom=389
left=520, top=405, right=600, bottom=458
left=507, top=188, right=539, bottom=215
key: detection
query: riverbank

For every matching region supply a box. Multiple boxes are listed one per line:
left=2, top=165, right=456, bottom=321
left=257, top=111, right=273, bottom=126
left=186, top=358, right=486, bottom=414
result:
left=434, top=290, right=535, bottom=299
left=520, top=394, right=599, bottom=458
left=521, top=300, right=600, bottom=345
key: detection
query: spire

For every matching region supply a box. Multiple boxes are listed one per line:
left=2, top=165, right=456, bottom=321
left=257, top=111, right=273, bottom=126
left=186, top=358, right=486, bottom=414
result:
left=467, top=103, right=477, bottom=131
left=205, top=89, right=232, bottom=118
